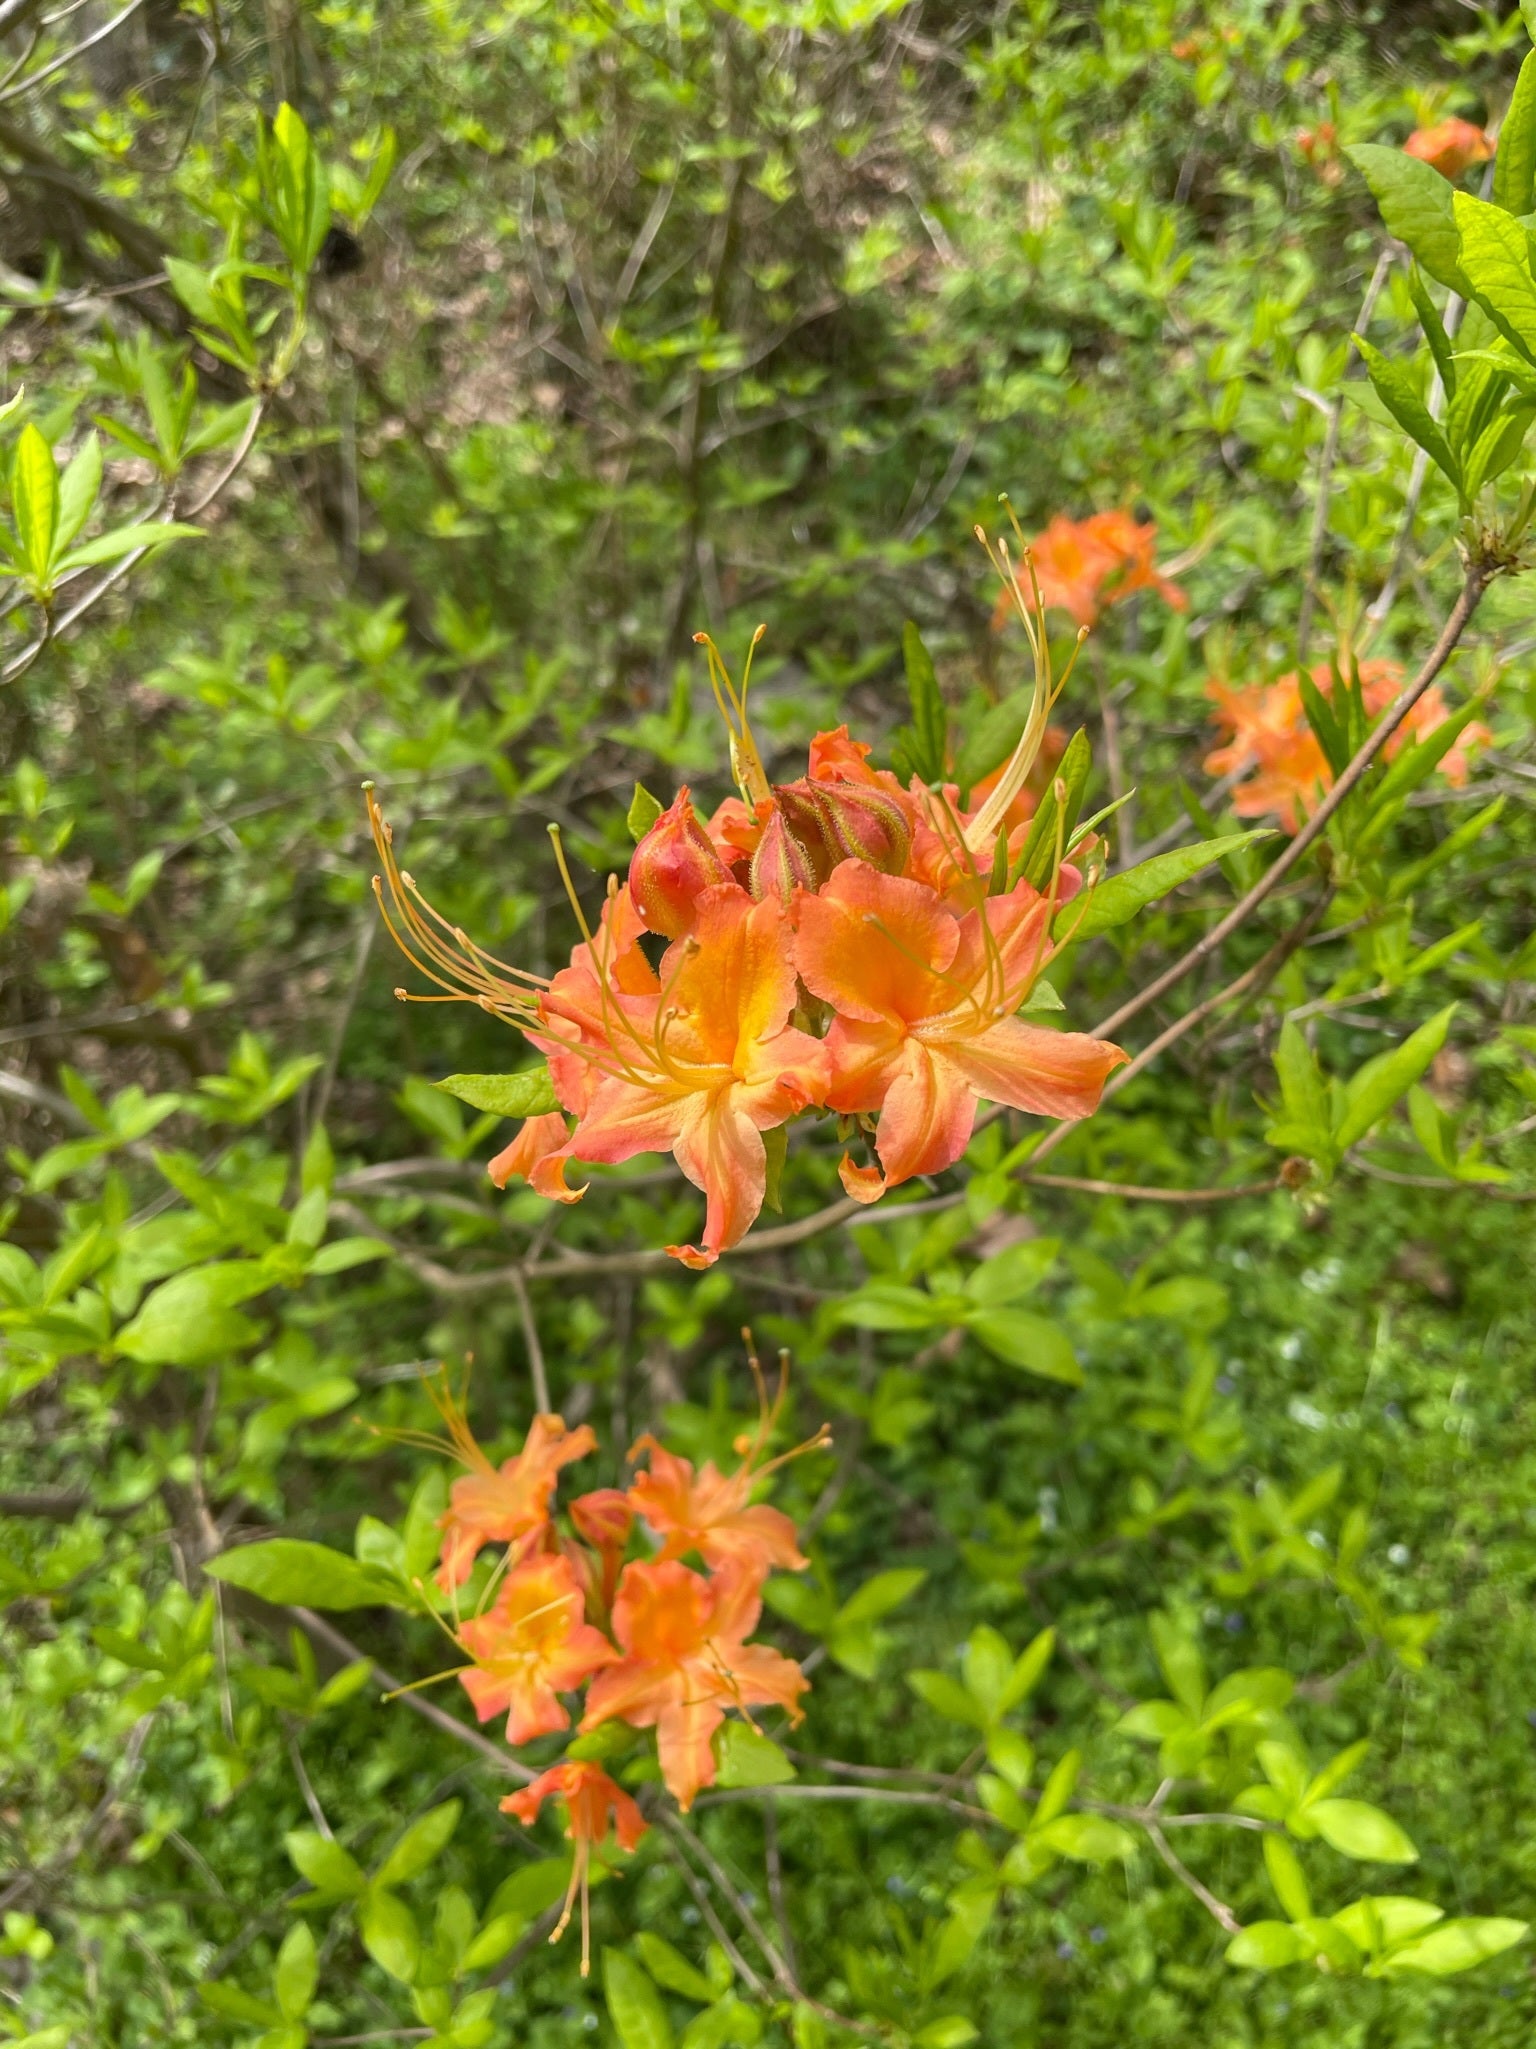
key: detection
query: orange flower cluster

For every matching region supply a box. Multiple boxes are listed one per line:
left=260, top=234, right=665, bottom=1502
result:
left=991, top=510, right=1186, bottom=632
left=368, top=584, right=1126, bottom=1268
left=1403, top=117, right=1493, bottom=181
left=1205, top=656, right=1490, bottom=835
left=415, top=1368, right=822, bottom=1973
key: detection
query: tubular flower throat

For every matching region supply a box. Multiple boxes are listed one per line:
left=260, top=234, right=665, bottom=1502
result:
left=1205, top=658, right=1490, bottom=836
left=367, top=548, right=1128, bottom=1261
left=502, top=1762, right=647, bottom=1978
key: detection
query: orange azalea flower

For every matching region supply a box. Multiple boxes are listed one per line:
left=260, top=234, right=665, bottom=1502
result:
left=529, top=885, right=831, bottom=1268
left=567, top=1487, right=635, bottom=1611
left=457, top=1552, right=618, bottom=1743
left=627, top=1435, right=808, bottom=1579
left=1205, top=659, right=1490, bottom=835
left=794, top=861, right=1126, bottom=1200
left=1404, top=117, right=1492, bottom=180
left=581, top=1558, right=807, bottom=1811
left=502, top=1761, right=647, bottom=1976
left=433, top=1400, right=597, bottom=1591
left=992, top=510, right=1186, bottom=632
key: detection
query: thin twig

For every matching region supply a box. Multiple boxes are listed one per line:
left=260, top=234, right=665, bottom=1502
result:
left=509, top=1266, right=552, bottom=1413
left=1145, top=1824, right=1242, bottom=1935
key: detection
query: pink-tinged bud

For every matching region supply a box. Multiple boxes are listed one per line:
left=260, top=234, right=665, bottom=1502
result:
left=749, top=804, right=825, bottom=907
left=628, top=787, right=731, bottom=938
left=775, top=778, right=913, bottom=877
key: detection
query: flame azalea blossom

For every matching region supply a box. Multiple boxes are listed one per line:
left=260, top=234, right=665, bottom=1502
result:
left=627, top=1434, right=809, bottom=1578
left=581, top=1559, right=808, bottom=1811
left=434, top=1404, right=598, bottom=1591
left=794, top=861, right=1127, bottom=1199
left=1404, top=117, right=1492, bottom=180
left=1205, top=659, right=1490, bottom=835
left=530, top=885, right=831, bottom=1268
left=992, top=510, right=1186, bottom=632
left=456, top=1552, right=618, bottom=1743
left=502, top=1762, right=647, bottom=1977
left=368, top=541, right=1120, bottom=1257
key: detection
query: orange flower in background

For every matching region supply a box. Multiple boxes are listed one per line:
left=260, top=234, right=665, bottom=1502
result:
left=794, top=862, right=1127, bottom=1200
left=1404, top=117, right=1492, bottom=180
left=527, top=885, right=831, bottom=1268
left=992, top=510, right=1187, bottom=632
left=457, top=1552, right=618, bottom=1743
left=581, top=1558, right=808, bottom=1811
left=567, top=1487, right=635, bottom=1611
left=435, top=1403, right=597, bottom=1590
left=1205, top=658, right=1490, bottom=836
left=502, top=1761, right=647, bottom=1976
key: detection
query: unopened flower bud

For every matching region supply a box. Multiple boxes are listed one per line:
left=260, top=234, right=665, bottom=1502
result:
left=628, top=787, right=731, bottom=938
left=776, top=778, right=913, bottom=877
left=749, top=805, right=825, bottom=907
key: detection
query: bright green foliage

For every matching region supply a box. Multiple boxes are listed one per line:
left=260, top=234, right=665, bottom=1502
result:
left=7, top=4, right=1536, bottom=2048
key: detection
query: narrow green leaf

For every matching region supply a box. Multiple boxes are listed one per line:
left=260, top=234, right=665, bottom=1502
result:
left=1353, top=338, right=1459, bottom=489
left=1059, top=830, right=1272, bottom=942
left=1452, top=191, right=1536, bottom=358
left=965, top=1308, right=1083, bottom=1384
left=1382, top=1917, right=1527, bottom=1976
left=1334, top=1004, right=1457, bottom=1150
left=1263, top=1834, right=1313, bottom=1922
left=273, top=1922, right=317, bottom=2022
left=11, top=423, right=57, bottom=582
left=602, top=1948, right=675, bottom=2049
left=285, top=1829, right=367, bottom=1897
left=54, top=433, right=101, bottom=552
left=358, top=1888, right=419, bottom=1984
left=1307, top=1798, right=1417, bottom=1864
left=375, top=1800, right=461, bottom=1887
left=1015, top=727, right=1092, bottom=890
left=1498, top=49, right=1536, bottom=219
left=902, top=620, right=947, bottom=783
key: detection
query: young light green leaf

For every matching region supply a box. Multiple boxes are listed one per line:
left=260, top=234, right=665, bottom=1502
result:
left=1380, top=1916, right=1527, bottom=1975
left=284, top=1829, right=366, bottom=1897
left=54, top=433, right=101, bottom=551
left=1058, top=831, right=1272, bottom=942
left=964, top=1308, right=1082, bottom=1384
left=374, top=1799, right=461, bottom=1887
left=206, top=1539, right=409, bottom=1611
left=902, top=620, right=947, bottom=784
left=603, top=1948, right=675, bottom=2049
left=1263, top=1834, right=1313, bottom=1922
left=1453, top=191, right=1536, bottom=358
left=628, top=782, right=664, bottom=841
left=432, top=1069, right=558, bottom=1118
left=1307, top=1799, right=1417, bottom=1864
left=273, top=1922, right=317, bottom=2022
left=11, top=422, right=57, bottom=582
left=836, top=1567, right=926, bottom=1627
left=634, top=1933, right=719, bottom=2004
left=908, top=1670, right=990, bottom=1728
left=58, top=521, right=203, bottom=571
left=1333, top=1004, right=1456, bottom=1151
left=1227, top=1920, right=1310, bottom=1969
left=711, top=1720, right=796, bottom=1788
left=359, top=1888, right=419, bottom=1983
left=1033, top=1813, right=1135, bottom=1864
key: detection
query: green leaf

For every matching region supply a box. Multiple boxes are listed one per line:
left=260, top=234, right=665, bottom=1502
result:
left=200, top=1983, right=283, bottom=2025
left=1226, top=1920, right=1310, bottom=1969
left=998, top=1627, right=1054, bottom=1713
left=835, top=1281, right=946, bottom=1332
left=114, top=1259, right=271, bottom=1365
left=603, top=1947, right=675, bottom=2049
left=985, top=1726, right=1035, bottom=1790
left=1059, top=831, right=1272, bottom=942
left=431, top=1068, right=558, bottom=1118
left=284, top=1829, right=366, bottom=1897
left=628, top=782, right=664, bottom=841
left=1307, top=1799, right=1417, bottom=1864
left=1347, top=144, right=1468, bottom=292
left=206, top=1539, right=408, bottom=1611
left=1354, top=338, right=1459, bottom=489
left=634, top=1932, right=719, bottom=2003
left=909, top=1669, right=990, bottom=1728
left=837, top=1567, right=926, bottom=1626
left=1333, top=1004, right=1456, bottom=1150
left=963, top=1236, right=1059, bottom=1306
left=711, top=1720, right=796, bottom=1787
left=460, top=1912, right=524, bottom=1970
left=1263, top=1834, right=1313, bottom=1922
left=273, top=1921, right=317, bottom=2022
left=1453, top=191, right=1536, bottom=357
left=1331, top=1896, right=1443, bottom=1954
left=11, top=423, right=57, bottom=582
left=965, top=1308, right=1082, bottom=1383
left=901, top=621, right=947, bottom=783
left=57, top=521, right=202, bottom=569
left=55, top=433, right=101, bottom=551
left=1382, top=1917, right=1527, bottom=1975
left=375, top=1799, right=461, bottom=1886
left=1149, top=1614, right=1205, bottom=1718
left=1032, top=1813, right=1135, bottom=1863
left=1015, top=727, right=1092, bottom=890
left=914, top=2022, right=979, bottom=2049
left=359, top=1887, right=420, bottom=1983
left=1032, top=1748, right=1080, bottom=1829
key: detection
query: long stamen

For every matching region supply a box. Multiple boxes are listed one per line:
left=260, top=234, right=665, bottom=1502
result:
left=382, top=1663, right=472, bottom=1700
left=695, top=628, right=771, bottom=807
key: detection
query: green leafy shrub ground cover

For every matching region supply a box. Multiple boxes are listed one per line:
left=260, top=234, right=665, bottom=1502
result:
left=7, top=2, right=1536, bottom=2044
